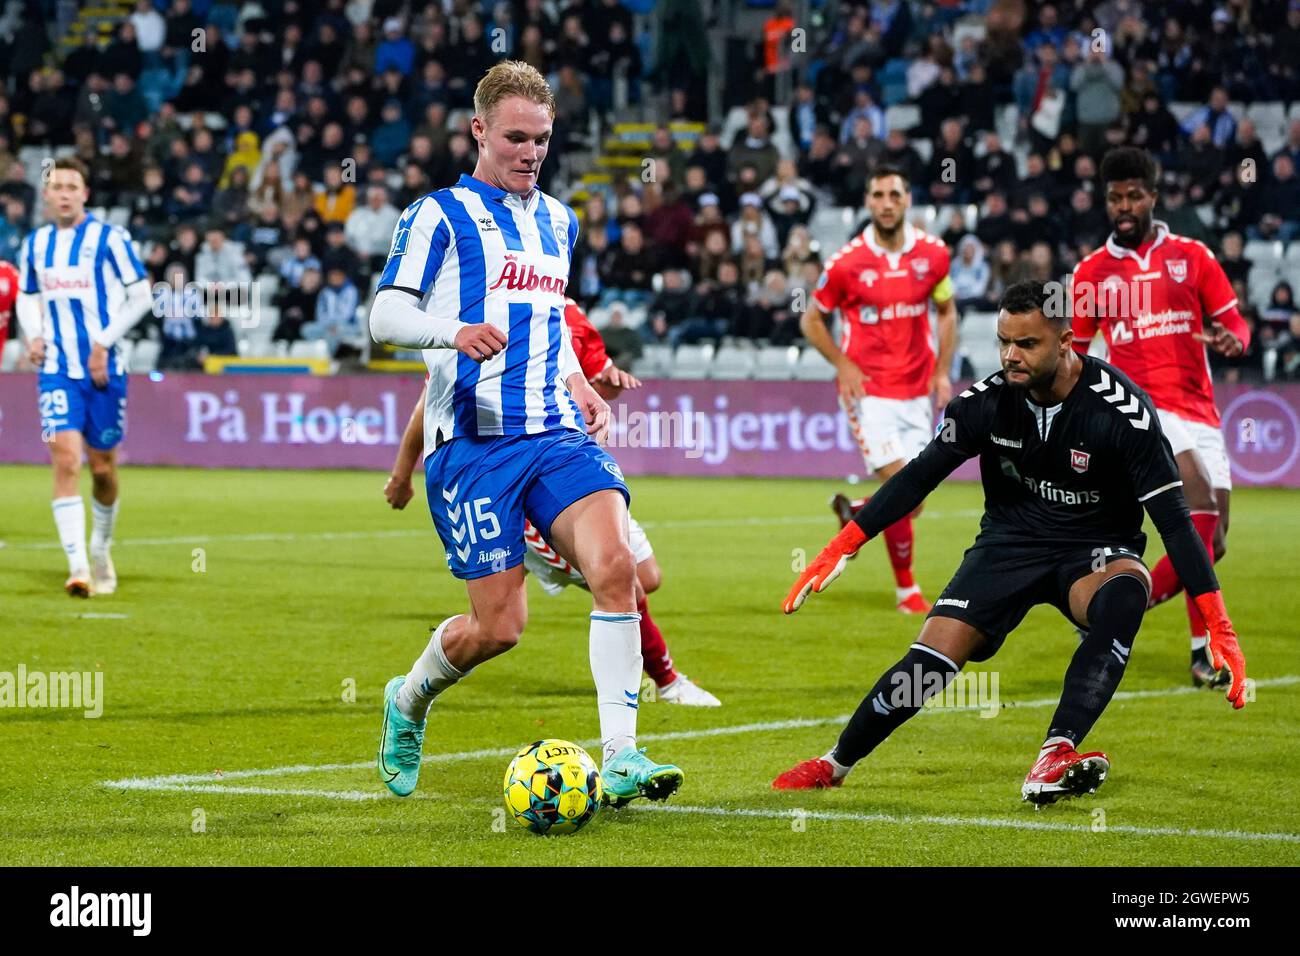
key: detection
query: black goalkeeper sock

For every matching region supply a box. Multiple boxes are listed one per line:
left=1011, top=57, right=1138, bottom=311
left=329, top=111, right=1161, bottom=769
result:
left=1047, top=573, right=1148, bottom=746
left=831, top=644, right=961, bottom=768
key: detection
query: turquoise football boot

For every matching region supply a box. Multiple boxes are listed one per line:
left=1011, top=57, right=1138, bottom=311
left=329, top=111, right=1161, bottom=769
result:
left=378, top=676, right=426, bottom=796
left=600, top=746, right=684, bottom=808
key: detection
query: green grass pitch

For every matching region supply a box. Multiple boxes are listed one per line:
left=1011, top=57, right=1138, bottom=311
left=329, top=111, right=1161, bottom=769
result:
left=2, top=465, right=1297, bottom=865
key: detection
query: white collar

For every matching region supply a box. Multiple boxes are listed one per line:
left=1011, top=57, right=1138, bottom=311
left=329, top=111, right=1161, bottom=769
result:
left=864, top=220, right=917, bottom=260
left=1105, top=218, right=1170, bottom=272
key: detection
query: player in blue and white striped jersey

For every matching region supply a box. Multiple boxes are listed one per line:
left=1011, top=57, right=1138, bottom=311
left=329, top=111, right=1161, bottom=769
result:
left=14, top=158, right=153, bottom=597
left=369, top=61, right=684, bottom=807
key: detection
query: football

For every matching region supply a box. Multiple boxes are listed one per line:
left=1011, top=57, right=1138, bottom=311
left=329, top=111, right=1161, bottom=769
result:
left=502, top=739, right=603, bottom=836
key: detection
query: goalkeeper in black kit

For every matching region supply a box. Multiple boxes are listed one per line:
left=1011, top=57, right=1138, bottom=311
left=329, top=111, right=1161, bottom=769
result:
left=775, top=280, right=1248, bottom=804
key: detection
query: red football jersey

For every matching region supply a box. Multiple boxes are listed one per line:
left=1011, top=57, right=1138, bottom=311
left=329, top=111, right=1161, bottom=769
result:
left=0, top=260, right=18, bottom=357
left=1071, top=222, right=1242, bottom=426
left=564, top=297, right=611, bottom=381
left=813, top=223, right=952, bottom=399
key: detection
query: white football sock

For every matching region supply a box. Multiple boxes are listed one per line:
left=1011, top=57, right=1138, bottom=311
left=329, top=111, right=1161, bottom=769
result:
left=1190, top=635, right=1209, bottom=652
left=589, top=610, right=642, bottom=763
left=52, top=496, right=89, bottom=575
left=90, top=498, right=119, bottom=554
left=896, top=584, right=921, bottom=603
left=821, top=751, right=852, bottom=780
left=397, top=615, right=467, bottom=721
left=1041, top=734, right=1074, bottom=751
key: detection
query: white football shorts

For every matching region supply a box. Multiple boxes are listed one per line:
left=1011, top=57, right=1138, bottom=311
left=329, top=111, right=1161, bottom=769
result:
left=1157, top=408, right=1232, bottom=491
left=840, top=393, right=935, bottom=473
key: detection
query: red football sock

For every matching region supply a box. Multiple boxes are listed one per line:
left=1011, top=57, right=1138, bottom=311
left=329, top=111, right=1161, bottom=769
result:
left=637, top=597, right=678, bottom=688
left=882, top=516, right=915, bottom=589
left=1147, top=511, right=1218, bottom=611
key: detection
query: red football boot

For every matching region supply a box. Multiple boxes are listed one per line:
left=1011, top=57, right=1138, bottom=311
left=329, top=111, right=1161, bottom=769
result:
left=1021, top=739, right=1110, bottom=805
left=772, top=757, right=842, bottom=790
left=896, top=588, right=932, bottom=614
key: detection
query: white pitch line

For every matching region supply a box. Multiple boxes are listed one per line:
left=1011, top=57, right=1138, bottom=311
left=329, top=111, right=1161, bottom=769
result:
left=630, top=803, right=1300, bottom=844
left=100, top=676, right=1298, bottom=797
left=108, top=782, right=391, bottom=802
left=10, top=510, right=983, bottom=552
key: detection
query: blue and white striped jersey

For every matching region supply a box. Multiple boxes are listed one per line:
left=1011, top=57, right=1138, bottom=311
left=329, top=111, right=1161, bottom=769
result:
left=18, top=214, right=148, bottom=379
left=377, top=174, right=584, bottom=450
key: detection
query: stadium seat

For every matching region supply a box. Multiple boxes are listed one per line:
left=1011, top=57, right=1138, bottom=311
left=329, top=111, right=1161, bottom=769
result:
left=1247, top=265, right=1282, bottom=309
left=793, top=347, right=835, bottom=380
left=710, top=344, right=757, bottom=380
left=1245, top=240, right=1284, bottom=271
left=960, top=311, right=1002, bottom=379
left=290, top=340, right=331, bottom=360
left=885, top=104, right=920, bottom=132
left=1284, top=242, right=1300, bottom=267
left=810, top=205, right=855, bottom=252
left=633, top=343, right=673, bottom=378
left=623, top=305, right=648, bottom=329
left=668, top=344, right=714, bottom=379
left=129, top=339, right=160, bottom=373
left=1, top=338, right=22, bottom=372
left=753, top=344, right=798, bottom=380
left=258, top=274, right=280, bottom=304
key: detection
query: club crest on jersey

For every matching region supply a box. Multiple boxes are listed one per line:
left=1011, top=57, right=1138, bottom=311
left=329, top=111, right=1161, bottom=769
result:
left=1166, top=259, right=1187, bottom=283
left=910, top=259, right=929, bottom=279
left=1070, top=448, right=1091, bottom=473
left=857, top=268, right=878, bottom=287
left=390, top=227, right=409, bottom=257
left=555, top=224, right=568, bottom=247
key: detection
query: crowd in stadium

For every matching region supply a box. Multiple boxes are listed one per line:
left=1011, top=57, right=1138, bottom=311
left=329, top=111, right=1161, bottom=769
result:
left=1, top=0, right=1299, bottom=380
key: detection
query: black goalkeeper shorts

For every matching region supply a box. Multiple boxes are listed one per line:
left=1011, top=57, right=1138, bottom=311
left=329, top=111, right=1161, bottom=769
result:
left=926, top=538, right=1147, bottom=662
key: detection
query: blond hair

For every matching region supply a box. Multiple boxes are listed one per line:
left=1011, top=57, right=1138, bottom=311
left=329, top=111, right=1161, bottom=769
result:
left=473, top=60, right=555, bottom=123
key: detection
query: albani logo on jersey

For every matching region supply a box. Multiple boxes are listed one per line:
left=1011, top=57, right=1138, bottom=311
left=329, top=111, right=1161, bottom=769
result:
left=42, top=274, right=93, bottom=292
left=490, top=255, right=567, bottom=295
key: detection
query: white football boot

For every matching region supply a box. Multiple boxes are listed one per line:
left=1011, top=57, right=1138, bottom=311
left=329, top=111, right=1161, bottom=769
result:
left=657, top=675, right=721, bottom=707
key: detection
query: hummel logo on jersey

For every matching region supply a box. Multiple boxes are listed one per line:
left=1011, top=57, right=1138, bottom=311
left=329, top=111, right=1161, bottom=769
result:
left=1088, top=368, right=1151, bottom=430
left=935, top=598, right=969, bottom=609
left=991, top=435, right=1022, bottom=448
left=476, top=217, right=498, bottom=232
left=1070, top=448, right=1091, bottom=473
left=858, top=268, right=878, bottom=286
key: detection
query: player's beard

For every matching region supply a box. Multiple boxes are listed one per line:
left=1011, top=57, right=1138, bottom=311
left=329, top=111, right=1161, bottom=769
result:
left=1002, top=363, right=1053, bottom=392
left=873, top=218, right=902, bottom=241
left=1110, top=209, right=1152, bottom=249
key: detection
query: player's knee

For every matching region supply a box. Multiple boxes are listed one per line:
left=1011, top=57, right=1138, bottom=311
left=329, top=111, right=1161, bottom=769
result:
left=51, top=448, right=80, bottom=480
left=1212, top=532, right=1227, bottom=562
left=584, top=544, right=637, bottom=598
left=636, top=560, right=661, bottom=595
left=89, top=457, right=114, bottom=483
left=477, top=616, right=524, bottom=656
left=1086, top=572, right=1149, bottom=633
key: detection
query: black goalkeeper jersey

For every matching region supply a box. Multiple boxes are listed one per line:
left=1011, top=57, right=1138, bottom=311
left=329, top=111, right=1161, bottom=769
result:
left=928, top=355, right=1180, bottom=552
left=848, top=353, right=1219, bottom=597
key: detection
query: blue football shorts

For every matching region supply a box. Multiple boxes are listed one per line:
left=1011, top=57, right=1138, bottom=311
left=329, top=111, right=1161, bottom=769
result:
left=425, top=427, right=630, bottom=580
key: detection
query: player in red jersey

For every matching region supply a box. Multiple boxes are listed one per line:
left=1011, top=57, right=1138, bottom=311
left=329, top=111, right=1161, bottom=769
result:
left=0, top=260, right=17, bottom=359
left=800, top=167, right=958, bottom=613
left=384, top=298, right=721, bottom=707
left=1071, top=147, right=1250, bottom=688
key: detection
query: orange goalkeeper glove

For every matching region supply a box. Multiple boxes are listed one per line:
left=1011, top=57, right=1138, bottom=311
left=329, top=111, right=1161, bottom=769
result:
left=783, top=523, right=869, bottom=614
left=1192, top=590, right=1248, bottom=710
